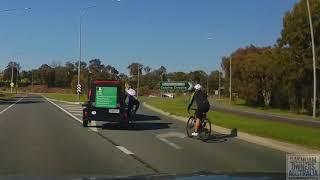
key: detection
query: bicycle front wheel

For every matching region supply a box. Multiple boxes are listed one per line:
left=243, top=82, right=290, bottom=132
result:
left=199, top=118, right=211, bottom=141
left=186, top=116, right=195, bottom=137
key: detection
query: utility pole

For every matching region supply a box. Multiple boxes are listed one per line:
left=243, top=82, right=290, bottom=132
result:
left=31, top=70, right=34, bottom=92
left=160, top=73, right=163, bottom=98
left=16, top=65, right=18, bottom=94
left=229, top=56, right=232, bottom=105
left=10, top=62, right=13, bottom=93
left=307, top=0, right=317, bottom=119
left=218, top=70, right=221, bottom=100
left=137, top=64, right=140, bottom=98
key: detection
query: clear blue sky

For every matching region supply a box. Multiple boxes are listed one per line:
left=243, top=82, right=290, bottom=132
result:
left=0, top=0, right=297, bottom=74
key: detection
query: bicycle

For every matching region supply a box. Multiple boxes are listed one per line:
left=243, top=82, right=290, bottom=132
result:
left=186, top=109, right=212, bottom=141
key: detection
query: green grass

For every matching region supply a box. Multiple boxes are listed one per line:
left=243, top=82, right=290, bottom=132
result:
left=42, top=93, right=87, bottom=102
left=144, top=96, right=320, bottom=149
left=0, top=92, right=14, bottom=99
left=211, top=97, right=319, bottom=120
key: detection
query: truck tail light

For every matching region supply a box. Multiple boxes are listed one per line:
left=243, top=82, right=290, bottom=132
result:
left=88, top=89, right=92, bottom=99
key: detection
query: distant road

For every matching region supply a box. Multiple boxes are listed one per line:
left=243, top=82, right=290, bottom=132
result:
left=211, top=102, right=320, bottom=128
left=0, top=94, right=285, bottom=176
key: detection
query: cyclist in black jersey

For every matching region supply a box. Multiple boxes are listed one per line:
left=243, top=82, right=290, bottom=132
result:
left=187, top=84, right=210, bottom=136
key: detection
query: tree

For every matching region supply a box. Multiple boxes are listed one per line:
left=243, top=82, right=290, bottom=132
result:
left=54, top=66, right=70, bottom=87
left=144, top=66, right=152, bottom=74
left=127, top=63, right=143, bottom=76
left=38, top=64, right=55, bottom=87
left=3, top=61, right=20, bottom=83
left=278, top=0, right=320, bottom=112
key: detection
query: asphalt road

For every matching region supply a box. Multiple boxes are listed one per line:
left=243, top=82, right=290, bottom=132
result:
left=0, top=94, right=286, bottom=177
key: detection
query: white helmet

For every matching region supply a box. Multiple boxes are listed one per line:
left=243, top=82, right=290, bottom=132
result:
left=126, top=88, right=136, bottom=96
left=194, top=84, right=202, bottom=90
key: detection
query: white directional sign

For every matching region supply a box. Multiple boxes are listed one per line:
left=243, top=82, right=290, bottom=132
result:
left=10, top=82, right=14, bottom=88
left=77, top=84, right=82, bottom=93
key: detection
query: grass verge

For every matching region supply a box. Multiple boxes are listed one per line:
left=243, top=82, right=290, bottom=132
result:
left=144, top=96, right=320, bottom=150
left=211, top=97, right=319, bottom=120
left=42, top=93, right=87, bottom=102
left=0, top=92, right=14, bottom=99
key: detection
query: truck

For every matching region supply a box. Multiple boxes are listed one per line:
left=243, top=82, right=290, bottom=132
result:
left=82, top=80, right=128, bottom=127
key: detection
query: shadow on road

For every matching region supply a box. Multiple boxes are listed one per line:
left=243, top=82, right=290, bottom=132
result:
left=89, top=114, right=171, bottom=131
left=95, top=122, right=172, bottom=131
left=134, top=113, right=161, bottom=121
left=203, top=132, right=236, bottom=143
left=203, top=128, right=238, bottom=143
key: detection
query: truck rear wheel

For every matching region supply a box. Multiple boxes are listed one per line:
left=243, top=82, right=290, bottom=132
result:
left=83, top=120, right=88, bottom=127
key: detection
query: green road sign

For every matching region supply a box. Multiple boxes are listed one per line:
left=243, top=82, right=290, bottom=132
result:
left=95, top=86, right=117, bottom=108
left=160, top=82, right=193, bottom=91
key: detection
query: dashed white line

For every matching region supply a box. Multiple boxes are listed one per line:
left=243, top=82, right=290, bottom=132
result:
left=116, top=146, right=134, bottom=155
left=45, top=96, right=135, bottom=156
left=0, top=97, right=25, bottom=115
left=157, top=137, right=182, bottom=150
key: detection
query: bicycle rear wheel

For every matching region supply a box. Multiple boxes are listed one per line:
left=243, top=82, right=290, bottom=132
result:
left=186, top=116, right=195, bottom=137
left=199, top=118, right=211, bottom=141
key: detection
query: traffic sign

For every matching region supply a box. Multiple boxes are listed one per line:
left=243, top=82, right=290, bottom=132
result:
left=10, top=82, right=14, bottom=88
left=77, top=84, right=81, bottom=93
left=160, top=81, right=193, bottom=91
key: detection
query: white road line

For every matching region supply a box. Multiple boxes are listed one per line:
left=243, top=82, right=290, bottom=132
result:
left=62, top=104, right=81, bottom=107
left=157, top=137, right=182, bottom=150
left=45, top=97, right=82, bottom=123
left=45, top=96, right=136, bottom=156
left=90, top=120, right=98, bottom=132
left=63, top=106, right=82, bottom=109
left=44, top=96, right=98, bottom=133
left=0, top=97, right=25, bottom=115
left=72, top=113, right=83, bottom=116
left=66, top=109, right=83, bottom=112
left=116, top=146, right=134, bottom=155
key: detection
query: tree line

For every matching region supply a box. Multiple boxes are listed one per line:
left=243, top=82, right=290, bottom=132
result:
left=0, top=60, right=224, bottom=96
left=221, top=0, right=320, bottom=114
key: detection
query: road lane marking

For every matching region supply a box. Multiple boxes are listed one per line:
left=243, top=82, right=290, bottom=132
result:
left=45, top=97, right=82, bottom=124
left=157, top=132, right=187, bottom=139
left=66, top=109, right=83, bottom=112
left=116, top=146, right=134, bottom=155
left=44, top=97, right=99, bottom=133
left=0, top=97, right=24, bottom=115
left=90, top=120, right=98, bottom=132
left=72, top=113, right=83, bottom=116
left=156, top=137, right=182, bottom=150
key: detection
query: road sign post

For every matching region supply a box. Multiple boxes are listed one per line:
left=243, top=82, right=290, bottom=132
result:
left=77, top=84, right=82, bottom=95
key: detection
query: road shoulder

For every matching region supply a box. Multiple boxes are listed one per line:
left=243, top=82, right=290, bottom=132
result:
left=143, top=102, right=320, bottom=154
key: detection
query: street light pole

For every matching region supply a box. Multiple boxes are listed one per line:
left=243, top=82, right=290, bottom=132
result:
left=229, top=56, right=232, bottom=105
left=0, top=7, right=30, bottom=93
left=306, top=0, right=317, bottom=119
left=77, top=13, right=82, bottom=101
left=77, top=5, right=97, bottom=101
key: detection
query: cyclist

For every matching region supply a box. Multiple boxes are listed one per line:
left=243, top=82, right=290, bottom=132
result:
left=187, top=84, right=210, bottom=136
left=124, top=87, right=140, bottom=119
